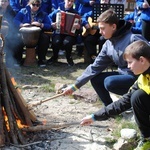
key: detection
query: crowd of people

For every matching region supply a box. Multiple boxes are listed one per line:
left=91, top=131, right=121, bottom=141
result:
left=1, top=0, right=150, bottom=149
left=1, top=0, right=149, bottom=67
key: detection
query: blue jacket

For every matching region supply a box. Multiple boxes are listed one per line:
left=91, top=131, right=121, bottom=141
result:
left=49, top=2, right=81, bottom=35
left=75, top=0, right=100, bottom=16
left=124, top=9, right=142, bottom=34
left=14, top=5, right=51, bottom=30
left=40, top=0, right=52, bottom=14
left=49, top=2, right=79, bottom=22
left=52, top=0, right=64, bottom=9
left=10, top=0, right=28, bottom=14
left=10, top=0, right=52, bottom=14
left=74, top=20, right=147, bottom=89
left=81, top=10, right=92, bottom=26
left=136, top=0, right=150, bottom=21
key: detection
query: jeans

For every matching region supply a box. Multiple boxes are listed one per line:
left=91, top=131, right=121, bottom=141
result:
left=91, top=71, right=137, bottom=106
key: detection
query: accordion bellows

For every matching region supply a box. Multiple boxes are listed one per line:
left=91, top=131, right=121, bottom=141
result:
left=56, top=11, right=81, bottom=36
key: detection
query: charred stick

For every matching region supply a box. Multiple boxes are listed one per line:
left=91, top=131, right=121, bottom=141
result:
left=0, top=94, right=5, bottom=146
left=5, top=69, right=35, bottom=125
left=0, top=35, right=18, bottom=144
left=8, top=90, right=25, bottom=124
left=22, top=122, right=80, bottom=132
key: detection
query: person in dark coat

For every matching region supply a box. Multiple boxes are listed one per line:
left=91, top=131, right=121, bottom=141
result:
left=80, top=40, right=150, bottom=150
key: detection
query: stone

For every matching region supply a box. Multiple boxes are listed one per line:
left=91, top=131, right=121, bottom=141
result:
left=120, top=128, right=137, bottom=139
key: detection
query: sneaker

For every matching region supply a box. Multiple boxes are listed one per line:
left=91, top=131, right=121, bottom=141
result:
left=38, top=60, right=46, bottom=67
left=67, top=58, right=74, bottom=66
left=125, top=108, right=133, bottom=114
left=47, top=57, right=58, bottom=65
left=134, top=137, right=150, bottom=150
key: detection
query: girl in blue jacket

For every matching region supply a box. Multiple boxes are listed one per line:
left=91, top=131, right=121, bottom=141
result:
left=14, top=0, right=51, bottom=67
left=10, top=0, right=52, bottom=14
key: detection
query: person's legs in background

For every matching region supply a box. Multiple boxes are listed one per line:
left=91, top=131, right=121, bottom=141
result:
left=37, top=32, right=50, bottom=67
left=47, top=34, right=63, bottom=64
left=5, top=32, right=24, bottom=67
left=142, top=20, right=150, bottom=42
left=63, top=35, right=76, bottom=66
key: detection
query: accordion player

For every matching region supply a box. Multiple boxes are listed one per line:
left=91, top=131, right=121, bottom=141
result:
left=56, top=11, right=81, bottom=36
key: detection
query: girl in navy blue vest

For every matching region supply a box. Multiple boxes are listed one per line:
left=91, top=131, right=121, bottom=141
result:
left=14, top=0, right=51, bottom=67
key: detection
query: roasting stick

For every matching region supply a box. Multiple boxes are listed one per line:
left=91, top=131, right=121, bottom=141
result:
left=28, top=93, right=64, bottom=109
left=22, top=121, right=81, bottom=132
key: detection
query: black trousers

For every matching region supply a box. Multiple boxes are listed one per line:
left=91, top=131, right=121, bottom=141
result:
left=83, top=31, right=106, bottom=57
left=5, top=31, right=50, bottom=65
left=5, top=32, right=24, bottom=66
left=142, top=20, right=150, bottom=41
left=131, top=89, right=150, bottom=138
left=36, top=32, right=50, bottom=61
left=52, top=34, right=76, bottom=60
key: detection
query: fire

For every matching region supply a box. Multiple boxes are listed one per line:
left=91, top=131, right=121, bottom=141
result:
left=3, top=107, right=10, bottom=131
left=11, top=77, right=21, bottom=92
left=3, top=107, right=28, bottom=131
left=42, top=119, right=47, bottom=125
left=16, top=119, right=28, bottom=129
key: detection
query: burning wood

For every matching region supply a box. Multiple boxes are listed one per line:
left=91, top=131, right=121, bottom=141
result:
left=0, top=33, right=80, bottom=148
left=22, top=121, right=80, bottom=132
left=0, top=34, right=37, bottom=147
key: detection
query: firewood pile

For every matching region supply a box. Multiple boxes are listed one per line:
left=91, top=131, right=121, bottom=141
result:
left=0, top=34, right=81, bottom=148
left=0, top=34, right=37, bottom=147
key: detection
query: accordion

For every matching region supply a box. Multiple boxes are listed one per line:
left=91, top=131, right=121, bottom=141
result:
left=56, top=11, right=81, bottom=36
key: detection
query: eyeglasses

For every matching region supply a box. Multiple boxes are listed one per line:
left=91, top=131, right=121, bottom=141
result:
left=32, top=3, right=40, bottom=7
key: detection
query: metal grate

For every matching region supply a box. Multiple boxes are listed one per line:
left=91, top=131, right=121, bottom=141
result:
left=92, top=4, right=124, bottom=22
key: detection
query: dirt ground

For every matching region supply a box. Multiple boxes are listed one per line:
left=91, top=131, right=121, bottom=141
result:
left=3, top=52, right=122, bottom=150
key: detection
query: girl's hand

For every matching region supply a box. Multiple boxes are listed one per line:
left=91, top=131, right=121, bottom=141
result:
left=20, top=23, right=30, bottom=27
left=31, top=21, right=41, bottom=27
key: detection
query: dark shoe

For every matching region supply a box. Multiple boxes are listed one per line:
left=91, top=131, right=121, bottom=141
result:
left=47, top=57, right=58, bottom=65
left=125, top=108, right=133, bottom=114
left=134, top=137, right=150, bottom=150
left=38, top=60, right=46, bottom=67
left=67, top=58, right=74, bottom=66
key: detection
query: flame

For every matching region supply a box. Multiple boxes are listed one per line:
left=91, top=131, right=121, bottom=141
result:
left=3, top=107, right=28, bottom=131
left=11, top=77, right=21, bottom=92
left=16, top=119, right=28, bottom=128
left=3, top=107, right=10, bottom=131
left=42, top=119, right=47, bottom=125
